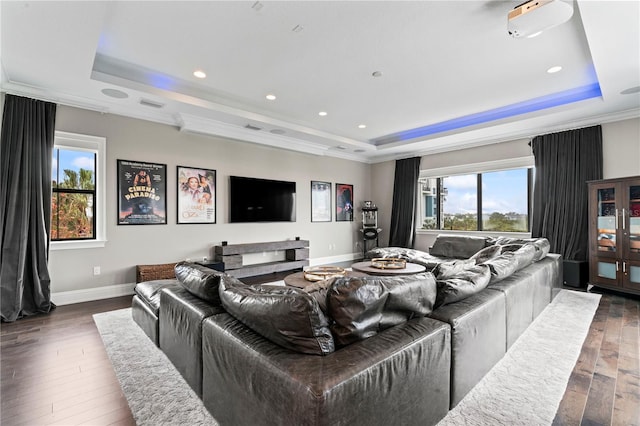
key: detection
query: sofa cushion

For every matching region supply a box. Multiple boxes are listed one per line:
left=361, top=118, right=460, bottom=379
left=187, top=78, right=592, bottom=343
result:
left=134, top=279, right=180, bottom=314
left=432, top=259, right=476, bottom=279
left=435, top=264, right=491, bottom=308
left=219, top=277, right=335, bottom=356
left=470, top=245, right=502, bottom=264
left=174, top=261, right=224, bottom=305
left=429, top=234, right=488, bottom=259
left=327, top=273, right=437, bottom=347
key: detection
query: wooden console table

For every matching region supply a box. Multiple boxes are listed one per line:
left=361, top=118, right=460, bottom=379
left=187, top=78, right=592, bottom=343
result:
left=214, top=240, right=309, bottom=278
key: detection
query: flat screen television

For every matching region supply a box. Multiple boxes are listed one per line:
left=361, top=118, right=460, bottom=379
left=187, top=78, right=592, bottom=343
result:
left=229, top=176, right=296, bottom=222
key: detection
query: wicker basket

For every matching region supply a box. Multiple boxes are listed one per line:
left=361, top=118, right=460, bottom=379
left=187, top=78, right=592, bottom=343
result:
left=136, top=262, right=177, bottom=283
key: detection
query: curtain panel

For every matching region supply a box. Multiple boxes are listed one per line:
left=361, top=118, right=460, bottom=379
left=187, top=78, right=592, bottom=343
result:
left=1, top=94, right=57, bottom=322
left=531, top=125, right=603, bottom=261
left=388, top=157, right=421, bottom=248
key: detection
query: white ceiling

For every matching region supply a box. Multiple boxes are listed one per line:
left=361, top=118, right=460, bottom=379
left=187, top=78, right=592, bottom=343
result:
left=1, top=1, right=638, bottom=163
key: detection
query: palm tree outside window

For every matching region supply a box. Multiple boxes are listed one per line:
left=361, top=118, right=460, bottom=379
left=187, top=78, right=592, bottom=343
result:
left=51, top=147, right=96, bottom=240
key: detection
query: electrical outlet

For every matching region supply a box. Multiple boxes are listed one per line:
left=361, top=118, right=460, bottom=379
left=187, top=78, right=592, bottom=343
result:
left=93, top=266, right=101, bottom=276
left=202, top=256, right=208, bottom=263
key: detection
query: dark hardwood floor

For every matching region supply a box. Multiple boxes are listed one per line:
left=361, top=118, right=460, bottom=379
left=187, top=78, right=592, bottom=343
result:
left=1, top=279, right=638, bottom=426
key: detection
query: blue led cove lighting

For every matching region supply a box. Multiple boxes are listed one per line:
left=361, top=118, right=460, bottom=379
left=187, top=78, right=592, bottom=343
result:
left=376, top=82, right=602, bottom=144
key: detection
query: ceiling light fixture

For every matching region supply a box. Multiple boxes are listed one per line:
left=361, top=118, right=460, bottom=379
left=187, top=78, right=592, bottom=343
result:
left=620, top=86, right=640, bottom=95
left=547, top=66, right=562, bottom=74
left=318, top=111, right=327, bottom=116
left=101, top=88, right=128, bottom=99
left=372, top=71, right=383, bottom=78
left=193, top=70, right=207, bottom=79
left=292, top=25, right=304, bottom=33
left=266, top=94, right=277, bottom=100
left=358, top=124, right=367, bottom=129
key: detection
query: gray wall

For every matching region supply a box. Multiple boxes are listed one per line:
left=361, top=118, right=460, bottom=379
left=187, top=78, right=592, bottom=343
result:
left=373, top=117, right=640, bottom=251
left=45, top=106, right=640, bottom=301
left=50, top=106, right=371, bottom=299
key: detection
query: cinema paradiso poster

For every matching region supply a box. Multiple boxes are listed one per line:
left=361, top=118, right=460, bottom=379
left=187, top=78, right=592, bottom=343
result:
left=117, top=160, right=167, bottom=225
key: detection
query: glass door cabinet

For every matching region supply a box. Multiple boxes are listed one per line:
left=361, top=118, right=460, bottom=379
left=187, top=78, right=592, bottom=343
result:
left=588, top=176, right=640, bottom=295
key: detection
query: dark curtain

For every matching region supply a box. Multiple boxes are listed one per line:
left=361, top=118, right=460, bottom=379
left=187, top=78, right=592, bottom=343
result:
left=1, top=94, right=57, bottom=322
left=531, top=125, right=602, bottom=261
left=388, top=157, right=421, bottom=247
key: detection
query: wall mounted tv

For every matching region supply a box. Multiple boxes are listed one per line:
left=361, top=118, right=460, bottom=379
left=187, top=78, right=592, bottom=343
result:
left=229, top=176, right=296, bottom=222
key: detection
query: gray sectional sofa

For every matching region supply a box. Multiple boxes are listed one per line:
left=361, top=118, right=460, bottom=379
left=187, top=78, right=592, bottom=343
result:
left=131, top=234, right=562, bottom=425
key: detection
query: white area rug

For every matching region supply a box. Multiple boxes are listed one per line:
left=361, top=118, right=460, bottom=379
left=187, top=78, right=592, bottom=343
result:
left=94, top=289, right=600, bottom=426
left=438, top=289, right=601, bottom=425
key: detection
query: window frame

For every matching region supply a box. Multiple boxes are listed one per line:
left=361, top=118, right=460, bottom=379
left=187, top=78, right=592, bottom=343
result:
left=417, top=156, right=534, bottom=236
left=50, top=131, right=107, bottom=250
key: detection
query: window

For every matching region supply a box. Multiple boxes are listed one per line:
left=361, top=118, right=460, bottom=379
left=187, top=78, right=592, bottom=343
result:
left=52, top=147, right=96, bottom=240
left=51, top=132, right=106, bottom=250
left=419, top=161, right=533, bottom=233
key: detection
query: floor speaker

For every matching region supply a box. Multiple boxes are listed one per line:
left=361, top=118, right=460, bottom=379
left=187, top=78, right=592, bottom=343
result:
left=563, top=260, right=588, bottom=288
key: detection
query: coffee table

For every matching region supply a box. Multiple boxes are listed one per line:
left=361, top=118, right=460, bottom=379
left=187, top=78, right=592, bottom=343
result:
left=351, top=261, right=426, bottom=276
left=284, top=270, right=368, bottom=289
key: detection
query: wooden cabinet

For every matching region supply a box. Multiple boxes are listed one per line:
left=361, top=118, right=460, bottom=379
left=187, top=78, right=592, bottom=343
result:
left=588, top=176, right=640, bottom=295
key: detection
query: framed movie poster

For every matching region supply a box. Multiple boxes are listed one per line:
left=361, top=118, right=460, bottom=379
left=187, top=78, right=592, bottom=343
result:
left=117, top=160, right=167, bottom=225
left=311, top=181, right=331, bottom=222
left=336, top=183, right=354, bottom=222
left=177, top=166, right=216, bottom=224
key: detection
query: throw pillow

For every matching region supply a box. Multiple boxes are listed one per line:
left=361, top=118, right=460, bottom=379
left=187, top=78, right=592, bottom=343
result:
left=432, top=259, right=476, bottom=279
left=470, top=245, right=502, bottom=264
left=430, top=234, right=488, bottom=258
left=328, top=273, right=437, bottom=347
left=500, top=243, right=523, bottom=253
left=219, top=278, right=335, bottom=356
left=435, top=264, right=491, bottom=308
left=483, top=252, right=519, bottom=282
left=512, top=244, right=537, bottom=271
left=302, top=278, right=332, bottom=314
left=174, top=261, right=224, bottom=305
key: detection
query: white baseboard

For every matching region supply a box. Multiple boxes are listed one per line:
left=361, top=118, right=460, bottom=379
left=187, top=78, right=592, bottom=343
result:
left=52, top=283, right=135, bottom=306
left=51, top=254, right=363, bottom=306
left=310, top=252, right=361, bottom=267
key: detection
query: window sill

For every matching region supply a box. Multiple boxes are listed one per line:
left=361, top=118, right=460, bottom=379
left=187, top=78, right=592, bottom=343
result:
left=416, top=229, right=532, bottom=238
left=50, top=239, right=107, bottom=251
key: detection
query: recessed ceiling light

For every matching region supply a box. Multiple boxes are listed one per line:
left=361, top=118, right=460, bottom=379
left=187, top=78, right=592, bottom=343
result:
left=358, top=124, right=367, bottom=129
left=266, top=94, right=277, bottom=100
left=318, top=111, right=327, bottom=116
left=292, top=25, right=304, bottom=33
left=547, top=66, right=562, bottom=74
left=101, top=88, right=128, bottom=99
left=620, top=86, right=640, bottom=95
left=193, top=70, right=207, bottom=79
left=251, top=1, right=263, bottom=11
left=372, top=71, right=383, bottom=78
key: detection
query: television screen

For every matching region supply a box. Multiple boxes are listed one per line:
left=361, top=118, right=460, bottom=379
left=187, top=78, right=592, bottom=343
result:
left=229, top=176, right=296, bottom=222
